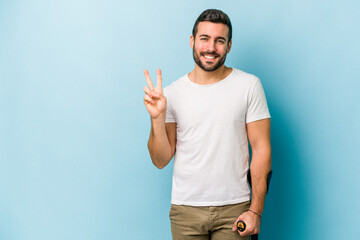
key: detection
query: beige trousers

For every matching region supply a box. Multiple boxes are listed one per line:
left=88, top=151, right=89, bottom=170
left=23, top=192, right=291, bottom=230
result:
left=169, top=201, right=250, bottom=240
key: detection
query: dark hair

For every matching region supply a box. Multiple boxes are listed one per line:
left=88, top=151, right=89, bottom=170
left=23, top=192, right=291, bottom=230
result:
left=192, top=9, right=232, bottom=42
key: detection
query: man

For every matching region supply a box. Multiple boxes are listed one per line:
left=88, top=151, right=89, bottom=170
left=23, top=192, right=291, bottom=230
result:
left=143, top=9, right=271, bottom=240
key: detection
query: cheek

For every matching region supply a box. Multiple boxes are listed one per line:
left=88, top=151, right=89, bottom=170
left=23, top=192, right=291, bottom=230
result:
left=195, top=40, right=207, bottom=49
left=194, top=42, right=202, bottom=50
left=221, top=46, right=229, bottom=54
left=216, top=47, right=226, bottom=55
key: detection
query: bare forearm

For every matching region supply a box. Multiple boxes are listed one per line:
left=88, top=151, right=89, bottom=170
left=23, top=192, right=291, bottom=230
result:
left=233, top=119, right=271, bottom=235
left=148, top=115, right=172, bottom=169
left=249, top=148, right=272, bottom=214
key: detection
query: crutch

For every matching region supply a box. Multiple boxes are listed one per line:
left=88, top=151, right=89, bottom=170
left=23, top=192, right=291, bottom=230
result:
left=237, top=170, right=273, bottom=240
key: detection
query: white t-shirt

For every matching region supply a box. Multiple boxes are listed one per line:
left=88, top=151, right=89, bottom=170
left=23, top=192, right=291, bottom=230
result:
left=163, top=68, right=270, bottom=206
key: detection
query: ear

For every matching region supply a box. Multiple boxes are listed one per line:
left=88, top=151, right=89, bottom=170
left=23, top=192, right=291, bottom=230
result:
left=190, top=35, right=194, bottom=49
left=227, top=40, right=232, bottom=53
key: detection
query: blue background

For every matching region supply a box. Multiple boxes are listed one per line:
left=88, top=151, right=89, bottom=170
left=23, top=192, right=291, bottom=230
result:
left=1, top=0, right=359, bottom=239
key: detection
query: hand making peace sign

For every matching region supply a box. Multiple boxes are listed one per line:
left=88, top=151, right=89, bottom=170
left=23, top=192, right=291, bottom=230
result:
left=143, top=69, right=167, bottom=119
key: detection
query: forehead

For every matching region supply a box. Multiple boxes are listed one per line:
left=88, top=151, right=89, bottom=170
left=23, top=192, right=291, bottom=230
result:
left=196, top=21, right=229, bottom=39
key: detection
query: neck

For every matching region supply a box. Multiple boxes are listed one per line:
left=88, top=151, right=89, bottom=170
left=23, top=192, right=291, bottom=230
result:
left=188, top=65, right=232, bottom=85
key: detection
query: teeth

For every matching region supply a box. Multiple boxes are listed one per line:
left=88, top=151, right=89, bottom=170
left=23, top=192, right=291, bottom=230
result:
left=204, top=55, right=215, bottom=59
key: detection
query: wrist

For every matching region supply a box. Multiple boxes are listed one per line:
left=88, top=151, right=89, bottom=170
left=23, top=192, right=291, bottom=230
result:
left=151, top=112, right=166, bottom=122
left=247, top=209, right=262, bottom=217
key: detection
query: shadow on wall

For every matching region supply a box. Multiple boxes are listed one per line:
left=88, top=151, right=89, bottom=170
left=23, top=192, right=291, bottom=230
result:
left=236, top=45, right=310, bottom=240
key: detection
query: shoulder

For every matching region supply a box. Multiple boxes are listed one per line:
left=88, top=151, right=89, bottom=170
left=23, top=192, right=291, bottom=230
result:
left=231, top=68, right=260, bottom=83
left=229, top=68, right=261, bottom=89
left=163, top=74, right=187, bottom=97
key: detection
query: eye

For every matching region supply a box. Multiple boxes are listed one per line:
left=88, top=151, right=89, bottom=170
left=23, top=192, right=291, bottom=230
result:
left=217, top=40, right=225, bottom=44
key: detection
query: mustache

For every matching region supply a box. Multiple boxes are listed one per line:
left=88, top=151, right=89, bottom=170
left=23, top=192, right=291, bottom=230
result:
left=201, top=52, right=219, bottom=57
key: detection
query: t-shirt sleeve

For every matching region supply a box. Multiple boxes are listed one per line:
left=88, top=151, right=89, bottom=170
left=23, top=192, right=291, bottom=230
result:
left=163, top=88, right=176, bottom=123
left=245, top=78, right=271, bottom=123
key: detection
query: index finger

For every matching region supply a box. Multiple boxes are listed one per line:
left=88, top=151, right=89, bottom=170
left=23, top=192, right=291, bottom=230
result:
left=144, top=69, right=154, bottom=90
left=156, top=68, right=162, bottom=91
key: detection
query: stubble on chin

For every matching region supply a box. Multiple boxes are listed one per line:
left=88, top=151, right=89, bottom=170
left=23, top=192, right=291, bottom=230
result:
left=192, top=49, right=227, bottom=72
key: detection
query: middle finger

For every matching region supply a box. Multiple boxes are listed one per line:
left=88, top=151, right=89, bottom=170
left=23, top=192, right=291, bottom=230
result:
left=144, top=69, right=155, bottom=90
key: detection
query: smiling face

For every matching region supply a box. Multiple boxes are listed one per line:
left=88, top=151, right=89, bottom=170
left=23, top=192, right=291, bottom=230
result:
left=191, top=21, right=232, bottom=72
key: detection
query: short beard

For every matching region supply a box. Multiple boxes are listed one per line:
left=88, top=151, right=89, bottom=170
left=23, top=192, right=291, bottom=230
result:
left=192, top=45, right=227, bottom=72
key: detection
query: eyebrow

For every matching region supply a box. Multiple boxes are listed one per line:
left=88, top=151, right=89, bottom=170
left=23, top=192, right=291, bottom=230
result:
left=216, top=37, right=226, bottom=41
left=199, top=34, right=226, bottom=41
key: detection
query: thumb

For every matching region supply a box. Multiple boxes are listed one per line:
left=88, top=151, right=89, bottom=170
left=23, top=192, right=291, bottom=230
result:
left=232, top=219, right=240, bottom=231
left=232, top=223, right=237, bottom=231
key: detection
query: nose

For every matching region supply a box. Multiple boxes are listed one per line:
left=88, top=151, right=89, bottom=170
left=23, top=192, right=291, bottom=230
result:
left=207, top=41, right=216, bottom=52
